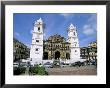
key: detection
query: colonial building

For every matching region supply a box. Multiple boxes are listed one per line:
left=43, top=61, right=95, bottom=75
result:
left=88, top=41, right=97, bottom=60
left=80, top=41, right=97, bottom=60
left=43, top=34, right=70, bottom=60
left=30, top=18, right=84, bottom=65
left=13, top=38, right=30, bottom=62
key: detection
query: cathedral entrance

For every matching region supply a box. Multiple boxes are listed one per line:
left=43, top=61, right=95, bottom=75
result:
left=55, top=51, right=60, bottom=59
left=66, top=53, right=70, bottom=59
left=43, top=52, right=48, bottom=60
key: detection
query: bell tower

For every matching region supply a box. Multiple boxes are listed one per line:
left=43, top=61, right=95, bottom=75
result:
left=67, top=24, right=80, bottom=63
left=30, top=18, right=44, bottom=65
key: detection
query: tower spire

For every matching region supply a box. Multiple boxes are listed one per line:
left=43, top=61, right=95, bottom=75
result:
left=30, top=18, right=44, bottom=65
left=67, top=23, right=80, bottom=63
left=37, top=17, right=43, bottom=23
left=69, top=23, right=76, bottom=30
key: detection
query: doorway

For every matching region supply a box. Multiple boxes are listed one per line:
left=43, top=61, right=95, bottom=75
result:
left=43, top=52, right=48, bottom=60
left=55, top=51, right=60, bottom=59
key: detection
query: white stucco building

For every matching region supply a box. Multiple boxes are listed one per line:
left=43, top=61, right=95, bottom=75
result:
left=30, top=18, right=44, bottom=65
left=67, top=24, right=81, bottom=63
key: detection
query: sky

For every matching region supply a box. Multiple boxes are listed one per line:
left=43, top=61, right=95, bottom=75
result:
left=13, top=13, right=97, bottom=48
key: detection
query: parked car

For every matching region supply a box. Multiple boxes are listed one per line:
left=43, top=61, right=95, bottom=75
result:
left=13, top=62, right=19, bottom=67
left=38, top=63, right=43, bottom=67
left=43, top=62, right=53, bottom=68
left=52, top=60, right=60, bottom=68
left=19, top=62, right=27, bottom=67
left=60, top=62, right=67, bottom=68
left=71, top=61, right=84, bottom=67
left=70, top=63, right=76, bottom=67
left=75, top=61, right=82, bottom=67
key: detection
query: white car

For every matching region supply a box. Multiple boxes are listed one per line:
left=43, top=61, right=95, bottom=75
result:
left=43, top=62, right=52, bottom=68
left=60, top=62, right=67, bottom=68
left=13, top=63, right=19, bottom=67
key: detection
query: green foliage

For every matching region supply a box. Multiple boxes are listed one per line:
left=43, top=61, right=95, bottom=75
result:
left=14, top=66, right=26, bottom=75
left=29, top=65, right=39, bottom=74
left=29, top=65, right=48, bottom=75
left=13, top=38, right=30, bottom=62
left=37, top=67, right=48, bottom=75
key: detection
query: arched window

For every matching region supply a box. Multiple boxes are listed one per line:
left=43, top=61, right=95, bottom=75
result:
left=66, top=53, right=70, bottom=59
left=74, top=32, right=75, bottom=36
left=38, top=27, right=40, bottom=31
left=36, top=48, right=38, bottom=51
left=36, top=40, right=39, bottom=42
left=75, top=50, right=77, bottom=52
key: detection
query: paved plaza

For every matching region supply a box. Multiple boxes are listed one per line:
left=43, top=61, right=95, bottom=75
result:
left=46, top=66, right=97, bottom=75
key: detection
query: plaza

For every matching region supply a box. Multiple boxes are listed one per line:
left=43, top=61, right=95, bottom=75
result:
left=46, top=66, right=97, bottom=75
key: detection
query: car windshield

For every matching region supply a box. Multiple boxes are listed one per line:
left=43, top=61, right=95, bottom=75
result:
left=61, top=62, right=65, bottom=65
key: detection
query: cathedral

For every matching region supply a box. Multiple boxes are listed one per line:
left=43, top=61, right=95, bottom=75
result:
left=30, top=18, right=83, bottom=65
left=43, top=34, right=70, bottom=60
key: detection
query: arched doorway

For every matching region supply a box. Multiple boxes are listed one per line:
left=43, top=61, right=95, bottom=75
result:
left=43, top=52, right=48, bottom=60
left=55, top=51, right=60, bottom=59
left=66, top=53, right=70, bottom=59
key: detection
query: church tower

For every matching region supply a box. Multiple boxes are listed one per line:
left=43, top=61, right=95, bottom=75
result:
left=30, top=18, right=44, bottom=65
left=67, top=24, right=80, bottom=63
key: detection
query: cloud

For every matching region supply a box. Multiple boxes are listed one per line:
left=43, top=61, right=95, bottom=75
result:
left=60, top=13, right=74, bottom=18
left=26, top=44, right=31, bottom=49
left=43, top=33, right=46, bottom=37
left=60, top=13, right=70, bottom=17
left=14, top=32, right=20, bottom=36
left=88, top=14, right=97, bottom=22
left=80, top=35, right=96, bottom=47
left=87, top=14, right=97, bottom=31
left=43, top=33, right=47, bottom=39
left=83, top=25, right=94, bottom=36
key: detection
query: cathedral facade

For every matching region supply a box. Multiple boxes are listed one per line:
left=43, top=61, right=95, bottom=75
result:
left=30, top=18, right=82, bottom=65
left=43, top=34, right=70, bottom=60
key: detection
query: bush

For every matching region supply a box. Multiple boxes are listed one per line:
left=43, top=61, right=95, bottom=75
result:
left=37, top=67, right=48, bottom=75
left=29, top=65, right=48, bottom=75
left=29, top=65, right=39, bottom=74
left=14, top=66, right=26, bottom=75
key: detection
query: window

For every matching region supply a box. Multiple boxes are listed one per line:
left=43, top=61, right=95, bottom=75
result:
left=74, top=32, right=75, bottom=36
left=38, top=27, right=40, bottom=31
left=36, top=48, right=38, bottom=51
left=36, top=40, right=39, bottom=42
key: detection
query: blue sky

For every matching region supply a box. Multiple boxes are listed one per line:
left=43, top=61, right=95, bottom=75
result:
left=13, top=13, right=97, bottom=47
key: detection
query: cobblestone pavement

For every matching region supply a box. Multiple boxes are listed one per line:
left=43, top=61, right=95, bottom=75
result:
left=46, top=66, right=97, bottom=75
